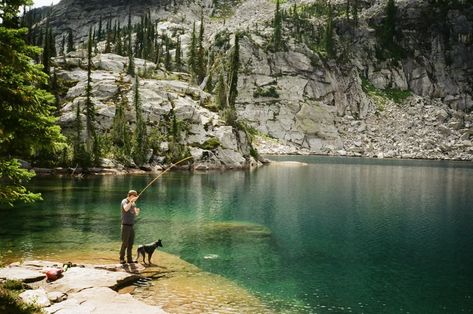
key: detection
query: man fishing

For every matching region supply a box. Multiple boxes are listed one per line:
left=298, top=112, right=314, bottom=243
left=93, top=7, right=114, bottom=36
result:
left=119, top=189, right=140, bottom=264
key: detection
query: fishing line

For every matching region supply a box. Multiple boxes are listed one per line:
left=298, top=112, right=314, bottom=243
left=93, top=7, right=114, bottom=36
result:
left=137, top=156, right=193, bottom=198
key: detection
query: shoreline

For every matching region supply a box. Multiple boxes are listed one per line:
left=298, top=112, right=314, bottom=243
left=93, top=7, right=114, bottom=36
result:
left=0, top=250, right=274, bottom=313
left=28, top=153, right=472, bottom=177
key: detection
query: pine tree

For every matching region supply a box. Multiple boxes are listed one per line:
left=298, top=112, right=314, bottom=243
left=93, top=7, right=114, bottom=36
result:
left=132, top=76, right=148, bottom=166
left=188, top=22, right=197, bottom=76
left=60, top=34, right=66, bottom=56
left=382, top=0, right=397, bottom=49
left=228, top=33, right=240, bottom=109
left=214, top=69, right=227, bottom=109
left=97, top=15, right=103, bottom=42
left=164, top=39, right=172, bottom=71
left=346, top=0, right=351, bottom=21
left=175, top=35, right=182, bottom=71
left=115, top=24, right=124, bottom=56
left=42, top=26, right=51, bottom=74
left=272, top=0, right=282, bottom=51
left=353, top=0, right=359, bottom=28
left=48, top=26, right=56, bottom=57
left=196, top=13, right=206, bottom=83
left=67, top=28, right=74, bottom=52
left=111, top=74, right=132, bottom=162
left=127, top=12, right=135, bottom=76
left=324, top=4, right=335, bottom=57
left=0, top=1, right=65, bottom=205
left=85, top=28, right=100, bottom=164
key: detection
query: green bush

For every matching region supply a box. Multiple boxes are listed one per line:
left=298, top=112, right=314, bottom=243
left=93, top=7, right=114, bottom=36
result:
left=253, top=86, right=280, bottom=98
left=361, top=78, right=412, bottom=110
left=199, top=137, right=221, bottom=150
left=384, top=88, right=412, bottom=104
left=0, top=281, right=43, bottom=314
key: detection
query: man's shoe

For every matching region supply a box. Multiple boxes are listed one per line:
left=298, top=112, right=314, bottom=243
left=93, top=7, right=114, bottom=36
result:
left=127, top=260, right=137, bottom=263
left=120, top=260, right=126, bottom=264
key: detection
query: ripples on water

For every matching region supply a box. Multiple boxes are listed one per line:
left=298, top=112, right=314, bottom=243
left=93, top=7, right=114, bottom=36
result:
left=1, top=156, right=473, bottom=313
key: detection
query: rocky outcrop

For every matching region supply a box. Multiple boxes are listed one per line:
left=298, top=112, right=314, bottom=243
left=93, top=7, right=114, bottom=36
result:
left=0, top=260, right=166, bottom=313
left=53, top=52, right=261, bottom=170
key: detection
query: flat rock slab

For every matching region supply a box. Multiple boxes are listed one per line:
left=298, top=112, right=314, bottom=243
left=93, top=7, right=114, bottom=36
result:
left=45, top=287, right=166, bottom=314
left=0, top=266, right=45, bottom=283
left=45, top=266, right=139, bottom=294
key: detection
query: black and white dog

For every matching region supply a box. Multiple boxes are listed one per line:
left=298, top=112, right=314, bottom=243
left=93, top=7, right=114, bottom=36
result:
left=136, top=240, right=163, bottom=264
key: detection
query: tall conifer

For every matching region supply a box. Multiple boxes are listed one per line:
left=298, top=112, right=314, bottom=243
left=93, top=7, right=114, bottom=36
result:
left=228, top=33, right=240, bottom=109
left=132, top=76, right=148, bottom=166
left=127, top=11, right=135, bottom=76
left=272, top=0, right=282, bottom=51
left=188, top=22, right=197, bottom=76
left=67, top=28, right=74, bottom=52
left=196, top=13, right=206, bottom=83
left=85, top=28, right=99, bottom=163
left=175, top=35, right=182, bottom=71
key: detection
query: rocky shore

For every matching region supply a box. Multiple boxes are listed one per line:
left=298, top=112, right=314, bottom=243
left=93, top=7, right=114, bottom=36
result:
left=0, top=260, right=166, bottom=313
left=0, top=251, right=273, bottom=313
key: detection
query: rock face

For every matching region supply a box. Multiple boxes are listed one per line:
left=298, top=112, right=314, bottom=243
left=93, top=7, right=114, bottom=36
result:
left=54, top=52, right=260, bottom=170
left=0, top=261, right=166, bottom=313
left=32, top=0, right=473, bottom=161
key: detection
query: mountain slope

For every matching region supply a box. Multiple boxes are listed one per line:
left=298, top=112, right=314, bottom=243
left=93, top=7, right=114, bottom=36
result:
left=30, top=0, right=473, bottom=164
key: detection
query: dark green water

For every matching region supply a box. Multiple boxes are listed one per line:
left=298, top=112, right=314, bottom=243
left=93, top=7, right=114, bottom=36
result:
left=1, top=156, right=473, bottom=313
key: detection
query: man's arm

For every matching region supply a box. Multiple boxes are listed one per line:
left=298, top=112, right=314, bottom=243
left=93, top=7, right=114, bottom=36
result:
left=122, top=197, right=138, bottom=212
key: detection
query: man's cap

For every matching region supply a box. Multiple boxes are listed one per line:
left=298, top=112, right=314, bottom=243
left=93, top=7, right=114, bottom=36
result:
left=128, top=190, right=138, bottom=196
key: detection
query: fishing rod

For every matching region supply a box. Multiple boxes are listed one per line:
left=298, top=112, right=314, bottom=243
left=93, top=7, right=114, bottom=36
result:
left=137, top=156, right=193, bottom=198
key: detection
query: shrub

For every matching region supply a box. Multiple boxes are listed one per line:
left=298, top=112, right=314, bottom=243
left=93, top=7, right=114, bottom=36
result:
left=253, top=86, right=280, bottom=98
left=0, top=281, right=43, bottom=314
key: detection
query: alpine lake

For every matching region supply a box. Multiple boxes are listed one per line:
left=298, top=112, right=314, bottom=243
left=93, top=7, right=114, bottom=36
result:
left=1, top=156, right=472, bottom=313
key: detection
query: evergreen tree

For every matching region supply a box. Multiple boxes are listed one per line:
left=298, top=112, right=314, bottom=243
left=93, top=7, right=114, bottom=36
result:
left=111, top=74, right=132, bottom=161
left=353, top=0, right=359, bottom=27
left=196, top=13, right=206, bottom=83
left=132, top=76, right=148, bottom=166
left=164, top=39, right=172, bottom=71
left=346, top=0, right=351, bottom=21
left=127, top=12, right=135, bottom=76
left=97, top=15, right=103, bottom=42
left=272, top=0, right=282, bottom=51
left=187, top=22, right=197, bottom=76
left=175, top=35, right=182, bottom=71
left=0, top=1, right=65, bottom=205
left=67, top=28, right=74, bottom=52
left=85, top=28, right=100, bottom=164
left=228, top=33, right=240, bottom=109
left=381, top=0, right=397, bottom=49
left=292, top=3, right=302, bottom=42
left=60, top=34, right=66, bottom=56
left=42, top=26, right=51, bottom=74
left=115, top=25, right=124, bottom=56
left=48, top=26, right=56, bottom=57
left=324, top=4, right=335, bottom=57
left=214, top=69, right=227, bottom=109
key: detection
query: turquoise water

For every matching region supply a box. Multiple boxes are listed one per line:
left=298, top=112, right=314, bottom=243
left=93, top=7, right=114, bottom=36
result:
left=1, top=156, right=473, bottom=313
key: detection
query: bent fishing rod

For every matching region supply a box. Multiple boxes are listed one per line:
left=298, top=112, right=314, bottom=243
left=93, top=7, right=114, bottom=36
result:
left=137, top=156, right=193, bottom=198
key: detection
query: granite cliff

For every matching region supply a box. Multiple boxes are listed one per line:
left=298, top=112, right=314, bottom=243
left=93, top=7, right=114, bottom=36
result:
left=30, top=0, right=473, bottom=166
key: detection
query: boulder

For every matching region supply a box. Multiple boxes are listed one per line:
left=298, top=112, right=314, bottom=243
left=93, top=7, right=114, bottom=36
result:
left=20, top=288, right=51, bottom=307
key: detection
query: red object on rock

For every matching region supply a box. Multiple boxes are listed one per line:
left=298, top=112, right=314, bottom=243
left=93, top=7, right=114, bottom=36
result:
left=46, top=269, right=64, bottom=281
